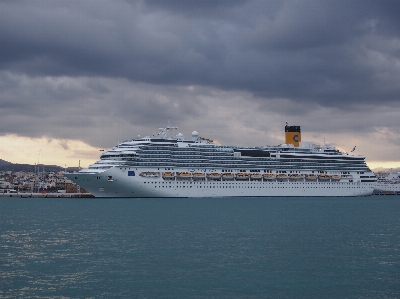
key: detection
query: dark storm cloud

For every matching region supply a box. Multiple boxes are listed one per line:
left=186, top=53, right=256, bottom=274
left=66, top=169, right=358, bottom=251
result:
left=1, top=0, right=399, bottom=110
left=143, top=0, right=248, bottom=16
left=0, top=0, right=399, bottom=164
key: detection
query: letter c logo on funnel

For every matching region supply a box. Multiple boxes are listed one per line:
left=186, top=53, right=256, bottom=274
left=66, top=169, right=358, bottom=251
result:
left=293, top=135, right=299, bottom=142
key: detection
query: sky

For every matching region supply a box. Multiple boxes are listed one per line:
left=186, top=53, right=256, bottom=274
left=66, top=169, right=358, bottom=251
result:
left=1, top=0, right=399, bottom=170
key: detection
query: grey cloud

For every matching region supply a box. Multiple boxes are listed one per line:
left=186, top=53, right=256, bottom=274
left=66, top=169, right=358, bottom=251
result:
left=59, top=140, right=69, bottom=150
left=0, top=0, right=399, bottom=164
left=142, top=0, right=249, bottom=17
left=2, top=0, right=399, bottom=109
left=0, top=73, right=208, bottom=147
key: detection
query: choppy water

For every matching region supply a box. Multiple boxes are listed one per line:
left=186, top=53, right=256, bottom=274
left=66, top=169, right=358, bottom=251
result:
left=1, top=196, right=399, bottom=299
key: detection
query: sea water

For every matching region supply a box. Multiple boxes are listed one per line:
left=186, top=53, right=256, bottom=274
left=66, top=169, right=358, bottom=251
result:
left=1, top=196, right=399, bottom=299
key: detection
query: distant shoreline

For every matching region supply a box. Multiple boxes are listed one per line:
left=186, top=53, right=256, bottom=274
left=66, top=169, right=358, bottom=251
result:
left=0, top=192, right=94, bottom=198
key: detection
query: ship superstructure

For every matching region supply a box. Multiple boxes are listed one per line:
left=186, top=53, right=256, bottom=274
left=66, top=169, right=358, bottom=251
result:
left=65, top=124, right=376, bottom=197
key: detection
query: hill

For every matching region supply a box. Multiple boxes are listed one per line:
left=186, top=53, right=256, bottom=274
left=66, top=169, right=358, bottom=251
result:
left=0, top=159, right=12, bottom=166
left=0, top=159, right=64, bottom=172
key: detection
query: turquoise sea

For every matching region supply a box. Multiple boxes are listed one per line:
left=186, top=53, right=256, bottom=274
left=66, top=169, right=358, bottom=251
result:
left=1, top=196, right=399, bottom=299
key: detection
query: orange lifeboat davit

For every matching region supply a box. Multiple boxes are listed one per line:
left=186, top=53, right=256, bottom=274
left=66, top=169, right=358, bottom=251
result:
left=236, top=173, right=249, bottom=180
left=222, top=173, right=234, bottom=181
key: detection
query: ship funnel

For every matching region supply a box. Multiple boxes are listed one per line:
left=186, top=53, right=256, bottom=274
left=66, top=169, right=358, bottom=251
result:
left=285, top=125, right=301, bottom=147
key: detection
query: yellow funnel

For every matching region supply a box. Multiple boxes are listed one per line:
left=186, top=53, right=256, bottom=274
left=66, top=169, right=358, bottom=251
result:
left=285, top=125, right=301, bottom=147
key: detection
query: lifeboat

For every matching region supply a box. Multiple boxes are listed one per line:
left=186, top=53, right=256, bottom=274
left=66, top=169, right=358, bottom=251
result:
left=305, top=174, right=318, bottom=181
left=207, top=172, right=221, bottom=180
left=250, top=173, right=262, bottom=181
left=276, top=174, right=288, bottom=181
left=331, top=174, right=341, bottom=181
left=162, top=172, right=175, bottom=180
left=192, top=172, right=206, bottom=180
left=341, top=174, right=353, bottom=179
left=140, top=172, right=160, bottom=178
left=236, top=173, right=249, bottom=180
left=263, top=173, right=276, bottom=181
left=177, top=172, right=192, bottom=180
left=289, top=174, right=303, bottom=181
left=318, top=174, right=331, bottom=181
left=222, top=173, right=234, bottom=181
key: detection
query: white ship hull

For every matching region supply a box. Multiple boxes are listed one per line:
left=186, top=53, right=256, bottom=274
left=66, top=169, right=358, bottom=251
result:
left=66, top=167, right=374, bottom=198
left=374, top=183, right=400, bottom=193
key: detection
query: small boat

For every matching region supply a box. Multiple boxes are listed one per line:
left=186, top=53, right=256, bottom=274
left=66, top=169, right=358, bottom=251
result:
left=318, top=174, right=331, bottom=181
left=263, top=173, right=276, bottom=181
left=177, top=172, right=192, bottom=179
left=207, top=172, right=222, bottom=180
left=192, top=172, right=206, bottom=180
left=331, top=174, right=341, bottom=181
left=276, top=174, right=288, bottom=181
left=222, top=173, right=234, bottom=181
left=305, top=174, right=318, bottom=181
left=250, top=173, right=262, bottom=180
left=236, top=173, right=249, bottom=180
left=162, top=172, right=175, bottom=180
left=289, top=174, right=302, bottom=181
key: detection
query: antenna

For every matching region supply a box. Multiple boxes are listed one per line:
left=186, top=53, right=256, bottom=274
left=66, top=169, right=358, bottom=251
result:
left=37, top=153, right=40, bottom=193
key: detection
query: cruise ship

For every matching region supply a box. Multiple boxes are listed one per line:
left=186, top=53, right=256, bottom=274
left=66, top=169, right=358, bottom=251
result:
left=374, top=169, right=400, bottom=194
left=65, top=124, right=376, bottom=197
